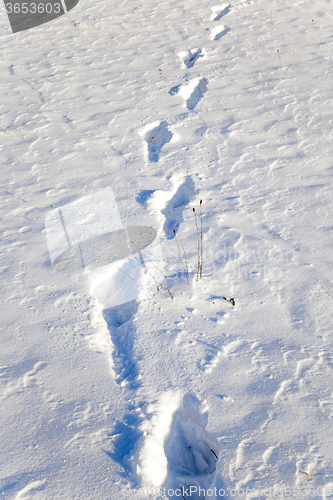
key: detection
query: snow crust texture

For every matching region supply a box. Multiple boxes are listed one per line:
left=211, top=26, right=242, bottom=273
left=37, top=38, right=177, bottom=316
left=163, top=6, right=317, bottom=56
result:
left=2, top=0, right=333, bottom=498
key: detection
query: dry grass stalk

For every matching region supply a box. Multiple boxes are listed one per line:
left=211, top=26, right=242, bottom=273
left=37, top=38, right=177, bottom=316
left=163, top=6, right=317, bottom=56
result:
left=181, top=237, right=189, bottom=279
left=277, top=49, right=281, bottom=69
left=193, top=208, right=200, bottom=281
left=116, top=260, right=172, bottom=299
left=116, top=266, right=136, bottom=281
left=131, top=241, right=172, bottom=298
left=174, top=229, right=189, bottom=284
left=312, top=19, right=323, bottom=45
left=131, top=240, right=166, bottom=278
left=305, top=102, right=308, bottom=130
left=148, top=271, right=173, bottom=299
left=200, top=200, right=203, bottom=279
left=281, top=63, right=291, bottom=81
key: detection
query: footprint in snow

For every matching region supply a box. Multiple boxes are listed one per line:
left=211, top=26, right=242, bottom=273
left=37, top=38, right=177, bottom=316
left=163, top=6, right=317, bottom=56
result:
left=210, top=25, right=231, bottom=40
left=103, top=406, right=144, bottom=484
left=179, top=48, right=203, bottom=69
left=179, top=78, right=208, bottom=110
left=139, top=121, right=173, bottom=163
left=102, top=300, right=141, bottom=389
left=197, top=343, right=222, bottom=374
left=164, top=395, right=221, bottom=499
left=136, top=393, right=223, bottom=499
left=160, top=175, right=195, bottom=239
left=210, top=3, right=231, bottom=21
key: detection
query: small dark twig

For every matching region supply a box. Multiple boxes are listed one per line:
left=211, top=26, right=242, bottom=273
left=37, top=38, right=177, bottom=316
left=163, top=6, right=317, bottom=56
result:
left=223, top=297, right=236, bottom=306
left=312, top=19, right=323, bottom=45
left=211, top=449, right=218, bottom=459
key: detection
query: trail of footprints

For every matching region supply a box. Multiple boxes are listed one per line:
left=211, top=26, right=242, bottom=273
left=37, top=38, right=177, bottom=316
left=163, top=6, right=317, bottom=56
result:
left=103, top=4, right=233, bottom=496
left=102, top=301, right=140, bottom=389
left=108, top=394, right=220, bottom=499
left=273, top=355, right=318, bottom=404
left=141, top=3, right=232, bottom=162
left=106, top=0, right=235, bottom=382
left=106, top=4, right=333, bottom=494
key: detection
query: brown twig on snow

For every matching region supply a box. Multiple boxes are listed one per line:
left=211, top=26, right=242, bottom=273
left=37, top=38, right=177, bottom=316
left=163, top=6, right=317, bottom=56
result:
left=223, top=297, right=236, bottom=306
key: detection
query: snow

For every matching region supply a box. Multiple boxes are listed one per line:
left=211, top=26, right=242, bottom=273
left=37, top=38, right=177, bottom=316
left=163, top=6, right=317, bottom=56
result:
left=137, top=391, right=181, bottom=488
left=1, top=0, right=333, bottom=498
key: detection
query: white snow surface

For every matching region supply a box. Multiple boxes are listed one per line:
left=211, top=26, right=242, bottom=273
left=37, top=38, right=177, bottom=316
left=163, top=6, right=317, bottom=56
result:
left=1, top=0, right=333, bottom=498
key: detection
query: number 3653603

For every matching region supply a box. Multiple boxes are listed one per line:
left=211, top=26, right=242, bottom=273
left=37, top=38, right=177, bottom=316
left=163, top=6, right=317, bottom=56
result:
left=5, top=3, right=61, bottom=14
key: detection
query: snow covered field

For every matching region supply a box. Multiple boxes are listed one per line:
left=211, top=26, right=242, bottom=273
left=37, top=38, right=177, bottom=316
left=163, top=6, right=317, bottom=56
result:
left=1, top=0, right=333, bottom=498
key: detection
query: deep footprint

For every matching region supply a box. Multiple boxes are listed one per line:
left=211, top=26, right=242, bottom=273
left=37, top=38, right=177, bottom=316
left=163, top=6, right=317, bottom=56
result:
left=136, top=190, right=155, bottom=208
left=210, top=25, right=230, bottom=40
left=139, top=121, right=173, bottom=163
left=164, top=395, right=220, bottom=500
left=103, top=406, right=144, bottom=485
left=161, top=176, right=195, bottom=239
left=210, top=4, right=231, bottom=21
left=179, top=78, right=208, bottom=110
left=179, top=48, right=203, bottom=69
left=102, top=300, right=140, bottom=388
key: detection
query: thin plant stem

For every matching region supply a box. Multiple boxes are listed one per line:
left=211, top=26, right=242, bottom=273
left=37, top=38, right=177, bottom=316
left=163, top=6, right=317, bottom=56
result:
left=312, top=19, right=323, bottom=45
left=281, top=63, right=291, bottom=81
left=130, top=242, right=172, bottom=298
left=200, top=200, right=203, bottom=279
left=138, top=243, right=180, bottom=276
left=174, top=229, right=189, bottom=284
left=181, top=238, right=189, bottom=277
left=148, top=271, right=173, bottom=299
left=116, top=266, right=136, bottom=281
left=193, top=208, right=200, bottom=281
left=131, top=240, right=166, bottom=278
left=277, top=49, right=281, bottom=69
